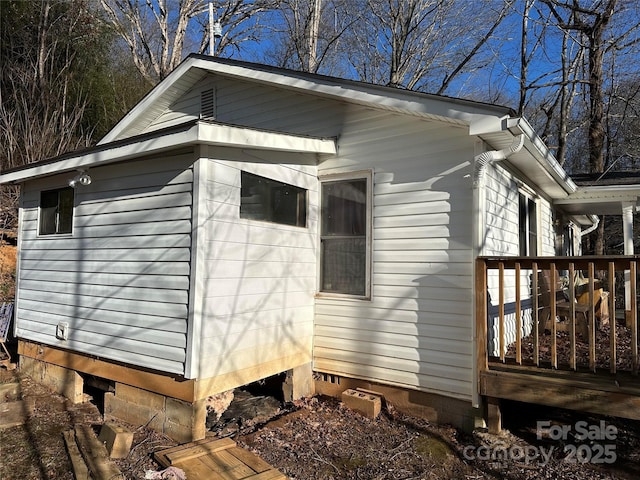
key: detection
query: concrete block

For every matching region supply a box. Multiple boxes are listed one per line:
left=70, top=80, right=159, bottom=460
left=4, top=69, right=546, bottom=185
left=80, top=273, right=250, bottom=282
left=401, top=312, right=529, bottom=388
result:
left=115, top=383, right=164, bottom=411
left=283, top=363, right=314, bottom=402
left=341, top=389, right=382, bottom=419
left=165, top=397, right=206, bottom=442
left=20, top=357, right=84, bottom=404
left=98, top=422, right=134, bottom=459
left=104, top=392, right=164, bottom=433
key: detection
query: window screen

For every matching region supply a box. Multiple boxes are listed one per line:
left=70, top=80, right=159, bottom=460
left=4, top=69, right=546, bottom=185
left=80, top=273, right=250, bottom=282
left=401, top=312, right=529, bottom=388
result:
left=320, top=178, right=368, bottom=296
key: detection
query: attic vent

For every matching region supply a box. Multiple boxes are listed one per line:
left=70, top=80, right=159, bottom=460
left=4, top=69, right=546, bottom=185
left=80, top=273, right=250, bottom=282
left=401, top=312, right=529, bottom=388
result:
left=201, top=88, right=215, bottom=119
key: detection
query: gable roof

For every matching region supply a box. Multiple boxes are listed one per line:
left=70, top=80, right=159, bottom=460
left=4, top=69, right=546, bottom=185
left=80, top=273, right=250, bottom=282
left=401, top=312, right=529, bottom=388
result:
left=1, top=54, right=582, bottom=210
left=97, top=55, right=578, bottom=199
left=99, top=54, right=515, bottom=145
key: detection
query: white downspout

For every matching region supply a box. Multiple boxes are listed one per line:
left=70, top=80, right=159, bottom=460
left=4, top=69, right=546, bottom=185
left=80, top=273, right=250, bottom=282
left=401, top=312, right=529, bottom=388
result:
left=580, top=215, right=600, bottom=238
left=473, top=134, right=525, bottom=256
left=471, top=134, right=525, bottom=409
left=622, top=202, right=635, bottom=312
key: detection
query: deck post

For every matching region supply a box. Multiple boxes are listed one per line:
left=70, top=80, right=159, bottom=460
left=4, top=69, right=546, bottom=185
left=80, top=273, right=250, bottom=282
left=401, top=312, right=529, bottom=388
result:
left=487, top=397, right=502, bottom=434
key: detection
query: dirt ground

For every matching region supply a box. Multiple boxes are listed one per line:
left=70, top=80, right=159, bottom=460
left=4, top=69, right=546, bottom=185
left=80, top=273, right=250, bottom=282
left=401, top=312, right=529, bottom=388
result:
left=1, top=367, right=640, bottom=480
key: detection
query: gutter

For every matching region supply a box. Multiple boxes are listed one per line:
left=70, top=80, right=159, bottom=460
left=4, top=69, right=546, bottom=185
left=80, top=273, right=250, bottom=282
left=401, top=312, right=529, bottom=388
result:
left=505, top=117, right=577, bottom=195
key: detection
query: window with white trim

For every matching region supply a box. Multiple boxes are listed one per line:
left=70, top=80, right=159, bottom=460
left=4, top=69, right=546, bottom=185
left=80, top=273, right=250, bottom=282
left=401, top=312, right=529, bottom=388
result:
left=320, top=172, right=371, bottom=297
left=39, top=187, right=74, bottom=235
left=518, top=191, right=538, bottom=256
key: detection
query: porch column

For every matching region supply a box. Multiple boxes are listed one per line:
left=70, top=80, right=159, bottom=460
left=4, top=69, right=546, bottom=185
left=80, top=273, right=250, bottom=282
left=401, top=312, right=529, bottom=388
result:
left=622, top=202, right=635, bottom=311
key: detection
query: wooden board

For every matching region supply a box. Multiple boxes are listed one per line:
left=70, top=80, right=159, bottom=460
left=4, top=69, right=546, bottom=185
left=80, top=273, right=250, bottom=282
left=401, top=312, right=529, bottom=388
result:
left=0, top=400, right=25, bottom=429
left=154, top=437, right=287, bottom=480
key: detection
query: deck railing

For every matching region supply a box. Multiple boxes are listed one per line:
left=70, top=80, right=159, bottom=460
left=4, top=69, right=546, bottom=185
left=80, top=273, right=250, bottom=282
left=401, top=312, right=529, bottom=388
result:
left=476, top=256, right=640, bottom=376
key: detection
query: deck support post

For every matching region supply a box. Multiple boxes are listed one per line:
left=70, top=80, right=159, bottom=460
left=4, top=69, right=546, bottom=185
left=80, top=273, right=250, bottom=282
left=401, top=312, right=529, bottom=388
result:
left=486, top=396, right=502, bottom=434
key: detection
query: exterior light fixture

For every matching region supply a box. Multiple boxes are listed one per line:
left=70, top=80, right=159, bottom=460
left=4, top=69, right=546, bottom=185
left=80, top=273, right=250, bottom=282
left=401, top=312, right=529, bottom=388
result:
left=68, top=170, right=92, bottom=188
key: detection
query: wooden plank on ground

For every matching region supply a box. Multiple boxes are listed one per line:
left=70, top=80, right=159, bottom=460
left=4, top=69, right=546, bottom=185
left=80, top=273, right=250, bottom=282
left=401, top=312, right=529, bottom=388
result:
left=0, top=382, right=20, bottom=402
left=63, top=430, right=90, bottom=480
left=181, top=457, right=226, bottom=480
left=0, top=400, right=25, bottom=428
left=228, top=446, right=273, bottom=473
left=74, top=425, right=123, bottom=480
left=214, top=449, right=255, bottom=478
left=154, top=437, right=287, bottom=480
left=164, top=437, right=236, bottom=464
left=249, top=469, right=288, bottom=480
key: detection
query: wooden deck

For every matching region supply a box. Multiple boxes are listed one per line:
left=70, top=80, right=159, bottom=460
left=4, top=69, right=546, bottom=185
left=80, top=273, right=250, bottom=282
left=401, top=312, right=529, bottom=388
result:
left=476, top=256, right=640, bottom=428
left=481, top=362, right=640, bottom=420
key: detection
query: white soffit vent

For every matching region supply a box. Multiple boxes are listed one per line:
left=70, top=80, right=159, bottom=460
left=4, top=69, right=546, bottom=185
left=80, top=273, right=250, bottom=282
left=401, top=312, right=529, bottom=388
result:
left=201, top=88, right=215, bottom=119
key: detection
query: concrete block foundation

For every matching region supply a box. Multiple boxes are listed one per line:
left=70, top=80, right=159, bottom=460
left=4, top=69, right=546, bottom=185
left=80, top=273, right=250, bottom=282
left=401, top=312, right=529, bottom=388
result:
left=16, top=342, right=315, bottom=443
left=104, top=383, right=207, bottom=444
left=315, top=373, right=484, bottom=433
left=20, top=356, right=84, bottom=404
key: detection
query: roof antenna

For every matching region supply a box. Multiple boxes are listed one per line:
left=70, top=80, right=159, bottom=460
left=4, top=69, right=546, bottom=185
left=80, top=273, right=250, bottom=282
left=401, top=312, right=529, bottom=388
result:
left=209, top=2, right=222, bottom=56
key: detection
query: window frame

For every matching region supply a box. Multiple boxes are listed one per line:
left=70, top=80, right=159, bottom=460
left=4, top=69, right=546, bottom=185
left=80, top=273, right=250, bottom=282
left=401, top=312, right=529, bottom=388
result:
left=239, top=171, right=308, bottom=228
left=518, top=189, right=539, bottom=256
left=38, top=186, right=75, bottom=236
left=318, top=170, right=372, bottom=299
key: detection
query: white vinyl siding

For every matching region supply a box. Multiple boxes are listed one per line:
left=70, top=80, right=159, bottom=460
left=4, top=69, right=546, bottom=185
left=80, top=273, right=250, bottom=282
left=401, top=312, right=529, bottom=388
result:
left=147, top=75, right=343, bottom=139
left=193, top=153, right=318, bottom=381
left=314, top=107, right=476, bottom=401
left=484, top=164, right=557, bottom=356
left=16, top=152, right=195, bottom=374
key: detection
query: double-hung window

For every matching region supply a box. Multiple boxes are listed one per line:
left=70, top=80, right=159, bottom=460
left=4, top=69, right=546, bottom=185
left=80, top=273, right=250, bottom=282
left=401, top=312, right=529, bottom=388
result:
left=39, top=187, right=74, bottom=235
left=320, top=172, right=371, bottom=297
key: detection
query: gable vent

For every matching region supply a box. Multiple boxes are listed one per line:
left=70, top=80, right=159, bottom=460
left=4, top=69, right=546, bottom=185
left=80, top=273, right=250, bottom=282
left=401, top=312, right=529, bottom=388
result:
left=201, top=88, right=215, bottom=119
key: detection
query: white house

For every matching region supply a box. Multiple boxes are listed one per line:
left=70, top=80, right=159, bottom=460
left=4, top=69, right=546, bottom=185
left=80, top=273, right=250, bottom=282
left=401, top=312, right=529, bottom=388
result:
left=0, top=55, right=595, bottom=441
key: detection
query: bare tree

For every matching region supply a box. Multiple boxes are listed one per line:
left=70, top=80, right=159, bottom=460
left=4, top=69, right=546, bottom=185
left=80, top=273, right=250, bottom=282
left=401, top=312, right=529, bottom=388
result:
left=100, top=0, right=206, bottom=84
left=540, top=0, right=618, bottom=175
left=263, top=0, right=358, bottom=74
left=344, top=0, right=515, bottom=93
left=1, top=0, right=107, bottom=235
left=101, top=0, right=280, bottom=85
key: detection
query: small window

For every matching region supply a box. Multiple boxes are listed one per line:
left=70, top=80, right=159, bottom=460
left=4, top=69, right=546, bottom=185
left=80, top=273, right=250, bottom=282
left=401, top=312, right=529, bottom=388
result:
left=39, top=187, right=74, bottom=235
left=320, top=173, right=371, bottom=297
left=240, top=171, right=307, bottom=227
left=518, top=191, right=537, bottom=256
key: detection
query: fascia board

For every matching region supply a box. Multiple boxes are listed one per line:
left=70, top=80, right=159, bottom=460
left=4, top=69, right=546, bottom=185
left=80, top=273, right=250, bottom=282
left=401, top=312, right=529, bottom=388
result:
left=197, top=122, right=336, bottom=154
left=0, top=122, right=336, bottom=184
left=98, top=58, right=200, bottom=145
left=0, top=124, right=201, bottom=184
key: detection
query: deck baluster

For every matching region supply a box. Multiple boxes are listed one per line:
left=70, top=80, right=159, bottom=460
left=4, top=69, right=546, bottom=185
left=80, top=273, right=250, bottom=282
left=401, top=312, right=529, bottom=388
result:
left=515, top=263, right=522, bottom=365
left=569, top=263, right=576, bottom=371
left=632, top=261, right=638, bottom=375
left=532, top=262, right=539, bottom=367
left=609, top=261, right=616, bottom=374
left=499, top=262, right=505, bottom=363
left=550, top=263, right=558, bottom=369
left=589, top=263, right=596, bottom=373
